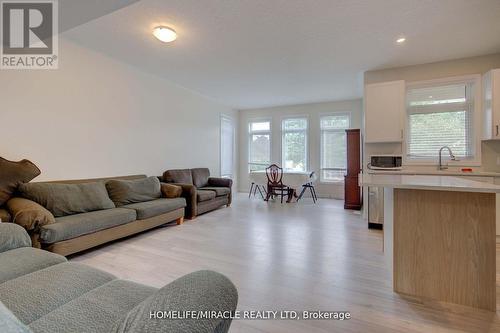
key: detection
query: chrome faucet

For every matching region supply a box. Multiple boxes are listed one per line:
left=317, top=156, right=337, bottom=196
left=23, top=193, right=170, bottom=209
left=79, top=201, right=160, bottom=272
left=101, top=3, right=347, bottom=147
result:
left=438, top=146, right=456, bottom=170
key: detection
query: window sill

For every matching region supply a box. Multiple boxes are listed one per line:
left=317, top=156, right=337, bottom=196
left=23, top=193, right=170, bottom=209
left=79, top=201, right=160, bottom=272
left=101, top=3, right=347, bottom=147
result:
left=319, top=180, right=344, bottom=185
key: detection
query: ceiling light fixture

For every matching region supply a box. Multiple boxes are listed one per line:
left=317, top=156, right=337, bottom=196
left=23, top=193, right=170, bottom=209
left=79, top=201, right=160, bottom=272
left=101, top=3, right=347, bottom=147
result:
left=153, top=26, right=177, bottom=43
left=396, top=37, right=406, bottom=44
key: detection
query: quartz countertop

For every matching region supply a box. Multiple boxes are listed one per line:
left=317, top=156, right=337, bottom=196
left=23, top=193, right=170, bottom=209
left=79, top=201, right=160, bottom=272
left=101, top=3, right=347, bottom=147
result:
left=366, top=169, right=500, bottom=177
left=361, top=173, right=500, bottom=193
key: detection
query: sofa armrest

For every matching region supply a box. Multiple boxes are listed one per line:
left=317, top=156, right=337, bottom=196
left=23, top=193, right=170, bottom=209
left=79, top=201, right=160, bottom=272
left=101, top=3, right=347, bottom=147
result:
left=208, top=178, right=233, bottom=205
left=6, top=198, right=55, bottom=232
left=0, top=223, right=32, bottom=253
left=208, top=177, right=232, bottom=188
left=111, top=270, right=238, bottom=333
left=170, top=183, right=197, bottom=218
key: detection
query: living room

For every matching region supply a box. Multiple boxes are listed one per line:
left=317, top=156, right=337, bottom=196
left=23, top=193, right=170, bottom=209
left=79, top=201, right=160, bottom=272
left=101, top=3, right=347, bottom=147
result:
left=1, top=1, right=500, bottom=333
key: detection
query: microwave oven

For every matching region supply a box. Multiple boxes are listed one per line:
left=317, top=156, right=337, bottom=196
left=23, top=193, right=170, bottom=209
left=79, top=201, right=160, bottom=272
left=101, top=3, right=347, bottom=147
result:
left=368, top=155, right=403, bottom=170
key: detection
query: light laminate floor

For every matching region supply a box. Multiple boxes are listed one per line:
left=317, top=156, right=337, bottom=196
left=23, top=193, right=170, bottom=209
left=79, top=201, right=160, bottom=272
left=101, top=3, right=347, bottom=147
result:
left=70, top=194, right=500, bottom=332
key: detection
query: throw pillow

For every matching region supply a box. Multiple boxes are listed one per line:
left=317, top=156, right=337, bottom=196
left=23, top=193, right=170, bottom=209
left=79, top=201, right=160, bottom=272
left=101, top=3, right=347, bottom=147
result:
left=18, top=182, right=115, bottom=217
left=160, top=183, right=182, bottom=198
left=6, top=197, right=55, bottom=231
left=0, top=208, right=12, bottom=222
left=0, top=157, right=40, bottom=206
left=106, top=176, right=161, bottom=206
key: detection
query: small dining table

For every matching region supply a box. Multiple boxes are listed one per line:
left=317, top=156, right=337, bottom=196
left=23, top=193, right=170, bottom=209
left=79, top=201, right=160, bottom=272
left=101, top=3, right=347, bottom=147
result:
left=249, top=170, right=317, bottom=202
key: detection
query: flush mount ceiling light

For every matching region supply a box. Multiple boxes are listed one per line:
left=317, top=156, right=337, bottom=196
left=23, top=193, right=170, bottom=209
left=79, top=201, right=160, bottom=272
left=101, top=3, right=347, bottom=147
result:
left=153, top=26, right=177, bottom=43
left=396, top=37, right=406, bottom=44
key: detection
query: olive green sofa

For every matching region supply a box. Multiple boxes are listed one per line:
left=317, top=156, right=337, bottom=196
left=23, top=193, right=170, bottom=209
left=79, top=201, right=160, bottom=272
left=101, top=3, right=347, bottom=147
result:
left=5, top=175, right=187, bottom=256
left=0, top=223, right=238, bottom=333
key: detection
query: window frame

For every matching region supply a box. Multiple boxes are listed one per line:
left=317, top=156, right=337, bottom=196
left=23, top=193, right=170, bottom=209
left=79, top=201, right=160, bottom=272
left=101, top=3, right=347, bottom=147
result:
left=248, top=118, right=272, bottom=172
left=220, top=114, right=235, bottom=178
left=403, top=75, right=482, bottom=166
left=280, top=116, right=309, bottom=172
left=319, top=112, right=351, bottom=183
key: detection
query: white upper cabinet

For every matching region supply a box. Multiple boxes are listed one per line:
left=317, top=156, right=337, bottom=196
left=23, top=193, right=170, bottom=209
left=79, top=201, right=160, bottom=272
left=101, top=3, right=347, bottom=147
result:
left=364, top=80, right=405, bottom=143
left=483, top=69, right=500, bottom=140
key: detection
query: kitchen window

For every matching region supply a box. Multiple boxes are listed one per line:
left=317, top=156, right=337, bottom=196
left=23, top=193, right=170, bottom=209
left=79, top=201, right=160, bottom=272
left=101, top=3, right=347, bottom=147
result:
left=281, top=118, right=308, bottom=172
left=406, top=79, right=478, bottom=162
left=320, top=113, right=350, bottom=182
left=248, top=120, right=271, bottom=171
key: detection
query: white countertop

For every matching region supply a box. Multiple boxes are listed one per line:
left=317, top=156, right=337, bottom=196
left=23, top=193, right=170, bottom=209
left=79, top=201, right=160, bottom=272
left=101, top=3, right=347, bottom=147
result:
left=361, top=173, right=500, bottom=193
left=366, top=169, right=500, bottom=177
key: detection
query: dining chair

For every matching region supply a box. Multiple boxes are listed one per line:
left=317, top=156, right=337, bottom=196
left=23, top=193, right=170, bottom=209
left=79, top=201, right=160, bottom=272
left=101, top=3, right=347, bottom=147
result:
left=264, top=164, right=290, bottom=203
left=297, top=171, right=318, bottom=203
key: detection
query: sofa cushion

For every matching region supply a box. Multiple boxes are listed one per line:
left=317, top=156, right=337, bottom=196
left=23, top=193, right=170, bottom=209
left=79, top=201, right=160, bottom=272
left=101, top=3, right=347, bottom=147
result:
left=200, top=187, right=230, bottom=197
left=160, top=183, right=182, bottom=198
left=18, top=182, right=115, bottom=217
left=0, top=157, right=40, bottom=207
left=29, top=280, right=155, bottom=333
left=0, top=247, right=66, bottom=284
left=0, top=223, right=31, bottom=253
left=0, top=208, right=12, bottom=222
left=6, top=198, right=55, bottom=231
left=106, top=177, right=161, bottom=207
left=122, top=198, right=186, bottom=220
left=0, top=262, right=115, bottom=324
left=0, top=301, right=32, bottom=333
left=163, top=169, right=193, bottom=185
left=192, top=168, right=210, bottom=188
left=39, top=208, right=137, bottom=244
left=197, top=190, right=216, bottom=202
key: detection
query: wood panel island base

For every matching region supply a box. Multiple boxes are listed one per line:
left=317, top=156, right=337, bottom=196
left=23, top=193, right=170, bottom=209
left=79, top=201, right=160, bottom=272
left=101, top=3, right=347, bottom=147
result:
left=362, top=174, right=499, bottom=311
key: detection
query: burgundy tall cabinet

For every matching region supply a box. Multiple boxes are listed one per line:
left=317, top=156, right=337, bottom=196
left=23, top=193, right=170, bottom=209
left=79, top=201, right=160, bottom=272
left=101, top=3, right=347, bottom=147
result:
left=344, top=129, right=362, bottom=210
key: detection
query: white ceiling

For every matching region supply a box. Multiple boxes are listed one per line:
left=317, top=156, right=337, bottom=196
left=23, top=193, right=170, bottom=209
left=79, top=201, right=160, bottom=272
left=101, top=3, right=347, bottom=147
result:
left=59, top=0, right=139, bottom=33
left=62, top=0, right=500, bottom=109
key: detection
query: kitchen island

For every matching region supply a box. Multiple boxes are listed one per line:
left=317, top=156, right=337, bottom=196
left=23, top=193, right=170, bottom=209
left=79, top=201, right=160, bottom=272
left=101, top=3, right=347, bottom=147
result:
left=362, top=173, right=499, bottom=311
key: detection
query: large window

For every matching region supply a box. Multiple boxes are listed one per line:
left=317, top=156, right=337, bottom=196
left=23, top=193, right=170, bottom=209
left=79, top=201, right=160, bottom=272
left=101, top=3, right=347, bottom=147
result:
left=220, top=115, right=234, bottom=178
left=406, top=81, right=475, bottom=161
left=248, top=120, right=271, bottom=171
left=281, top=118, right=308, bottom=171
left=320, top=114, right=350, bottom=182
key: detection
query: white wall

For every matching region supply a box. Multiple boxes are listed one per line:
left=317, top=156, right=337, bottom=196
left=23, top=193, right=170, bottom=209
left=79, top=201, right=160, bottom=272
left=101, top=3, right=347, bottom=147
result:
left=0, top=37, right=238, bottom=184
left=238, top=99, right=363, bottom=199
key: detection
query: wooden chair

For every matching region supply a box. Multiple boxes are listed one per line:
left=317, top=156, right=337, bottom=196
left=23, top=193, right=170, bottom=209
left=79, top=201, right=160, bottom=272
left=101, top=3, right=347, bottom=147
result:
left=297, top=171, right=318, bottom=203
left=264, top=164, right=290, bottom=203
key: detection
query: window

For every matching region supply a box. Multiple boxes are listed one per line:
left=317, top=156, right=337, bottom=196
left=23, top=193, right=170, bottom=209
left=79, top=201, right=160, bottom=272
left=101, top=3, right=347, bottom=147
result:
left=320, top=114, right=350, bottom=182
left=248, top=120, right=271, bottom=171
left=220, top=115, right=234, bottom=178
left=406, top=81, right=475, bottom=161
left=281, top=118, right=308, bottom=171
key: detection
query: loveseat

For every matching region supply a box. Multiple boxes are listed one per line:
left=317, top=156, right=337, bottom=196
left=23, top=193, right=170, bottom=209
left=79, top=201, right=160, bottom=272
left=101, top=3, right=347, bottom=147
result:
left=0, top=223, right=238, bottom=333
left=162, top=168, right=232, bottom=219
left=5, top=175, right=187, bottom=256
